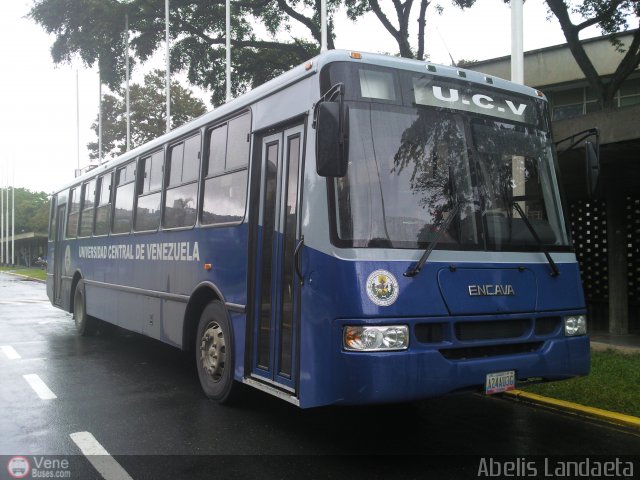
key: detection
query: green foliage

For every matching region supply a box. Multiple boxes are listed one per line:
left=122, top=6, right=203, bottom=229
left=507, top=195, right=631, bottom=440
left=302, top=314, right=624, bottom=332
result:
left=572, top=0, right=639, bottom=38
left=87, top=70, right=207, bottom=160
left=29, top=0, right=335, bottom=106
left=544, top=0, right=639, bottom=108
left=522, top=349, right=640, bottom=418
left=1, top=188, right=50, bottom=234
left=0, top=267, right=47, bottom=280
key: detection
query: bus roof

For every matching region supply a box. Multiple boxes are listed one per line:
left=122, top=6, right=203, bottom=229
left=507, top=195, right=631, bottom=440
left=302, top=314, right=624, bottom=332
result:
left=60, top=49, right=544, bottom=193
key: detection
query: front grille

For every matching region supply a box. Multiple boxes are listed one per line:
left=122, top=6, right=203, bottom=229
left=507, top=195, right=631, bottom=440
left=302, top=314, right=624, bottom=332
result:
left=415, top=323, right=444, bottom=343
left=535, top=317, right=561, bottom=336
left=439, top=342, right=543, bottom=360
left=455, top=319, right=529, bottom=341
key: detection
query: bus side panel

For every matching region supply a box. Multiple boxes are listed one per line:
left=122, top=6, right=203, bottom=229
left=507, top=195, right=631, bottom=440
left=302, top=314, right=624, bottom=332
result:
left=161, top=300, right=186, bottom=347
left=85, top=283, right=110, bottom=320
left=71, top=224, right=250, bottom=351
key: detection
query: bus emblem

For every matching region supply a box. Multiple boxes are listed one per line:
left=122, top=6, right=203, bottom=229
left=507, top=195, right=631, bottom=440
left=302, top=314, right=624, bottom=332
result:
left=366, top=270, right=399, bottom=307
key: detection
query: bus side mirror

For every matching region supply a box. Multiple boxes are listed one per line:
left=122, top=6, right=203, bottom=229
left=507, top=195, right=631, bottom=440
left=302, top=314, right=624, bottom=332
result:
left=316, top=102, right=348, bottom=177
left=585, top=141, right=600, bottom=197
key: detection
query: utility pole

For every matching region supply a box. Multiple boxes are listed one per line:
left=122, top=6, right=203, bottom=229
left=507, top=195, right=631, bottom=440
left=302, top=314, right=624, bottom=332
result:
left=4, top=166, right=8, bottom=265
left=320, top=0, right=327, bottom=52
left=125, top=13, right=131, bottom=150
left=225, top=0, right=231, bottom=102
left=98, top=68, right=103, bottom=165
left=76, top=70, right=80, bottom=171
left=11, top=162, right=14, bottom=266
left=511, top=0, right=524, bottom=84
left=166, top=0, right=171, bottom=132
left=1, top=164, right=4, bottom=265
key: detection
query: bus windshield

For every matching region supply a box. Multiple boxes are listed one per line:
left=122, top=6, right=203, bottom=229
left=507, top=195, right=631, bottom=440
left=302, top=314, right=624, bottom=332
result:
left=332, top=103, right=570, bottom=250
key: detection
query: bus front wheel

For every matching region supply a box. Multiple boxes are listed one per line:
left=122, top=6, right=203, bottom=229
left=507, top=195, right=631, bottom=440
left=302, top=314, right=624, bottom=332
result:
left=73, top=280, right=97, bottom=336
left=196, top=301, right=238, bottom=404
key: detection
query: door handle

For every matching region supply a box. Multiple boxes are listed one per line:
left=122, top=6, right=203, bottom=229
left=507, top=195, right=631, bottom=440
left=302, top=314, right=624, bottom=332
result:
left=294, top=235, right=304, bottom=286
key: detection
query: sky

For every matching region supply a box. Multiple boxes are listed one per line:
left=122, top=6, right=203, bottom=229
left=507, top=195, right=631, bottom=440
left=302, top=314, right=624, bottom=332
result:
left=0, top=0, right=603, bottom=194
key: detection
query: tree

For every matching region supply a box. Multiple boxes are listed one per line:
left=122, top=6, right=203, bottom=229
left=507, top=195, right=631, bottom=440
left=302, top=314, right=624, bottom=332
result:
left=2, top=188, right=50, bottom=234
left=344, top=0, right=475, bottom=60
left=545, top=0, right=639, bottom=109
left=87, top=70, right=207, bottom=160
left=29, top=0, right=336, bottom=106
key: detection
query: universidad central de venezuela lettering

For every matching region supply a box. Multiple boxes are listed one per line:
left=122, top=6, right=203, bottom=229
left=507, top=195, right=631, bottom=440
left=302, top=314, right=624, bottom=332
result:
left=78, top=242, right=200, bottom=262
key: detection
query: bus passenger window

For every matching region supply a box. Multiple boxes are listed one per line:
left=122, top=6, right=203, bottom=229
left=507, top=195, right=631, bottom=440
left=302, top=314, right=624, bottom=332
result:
left=164, top=133, right=200, bottom=229
left=225, top=113, right=250, bottom=170
left=201, top=112, right=250, bottom=226
left=202, top=171, right=247, bottom=225
left=79, top=180, right=96, bottom=237
left=94, top=173, right=112, bottom=236
left=113, top=163, right=136, bottom=234
left=208, top=124, right=227, bottom=176
left=66, top=187, right=80, bottom=238
left=135, top=150, right=163, bottom=232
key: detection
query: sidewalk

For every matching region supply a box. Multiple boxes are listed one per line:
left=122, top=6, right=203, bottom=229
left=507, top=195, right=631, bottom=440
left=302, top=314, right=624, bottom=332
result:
left=590, top=333, right=640, bottom=354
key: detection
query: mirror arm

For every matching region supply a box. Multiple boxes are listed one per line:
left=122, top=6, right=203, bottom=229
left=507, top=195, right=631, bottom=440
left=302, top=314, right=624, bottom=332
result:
left=555, top=128, right=599, bottom=154
left=312, top=83, right=344, bottom=129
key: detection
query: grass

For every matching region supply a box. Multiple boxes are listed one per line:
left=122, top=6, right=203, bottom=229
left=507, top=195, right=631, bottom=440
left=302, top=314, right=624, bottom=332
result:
left=521, top=349, right=640, bottom=418
left=0, top=266, right=47, bottom=281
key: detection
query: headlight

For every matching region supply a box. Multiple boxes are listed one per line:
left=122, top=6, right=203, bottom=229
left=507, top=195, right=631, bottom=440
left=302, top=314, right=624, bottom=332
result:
left=344, top=325, right=409, bottom=351
left=564, top=315, right=587, bottom=336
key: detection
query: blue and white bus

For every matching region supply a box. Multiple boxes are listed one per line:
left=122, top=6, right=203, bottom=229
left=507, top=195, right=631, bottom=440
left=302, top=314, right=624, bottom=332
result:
left=47, top=50, right=593, bottom=408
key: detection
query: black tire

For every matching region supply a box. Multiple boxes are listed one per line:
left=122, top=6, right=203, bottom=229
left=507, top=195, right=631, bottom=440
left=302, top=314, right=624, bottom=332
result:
left=73, top=280, right=97, bottom=336
left=195, top=301, right=238, bottom=404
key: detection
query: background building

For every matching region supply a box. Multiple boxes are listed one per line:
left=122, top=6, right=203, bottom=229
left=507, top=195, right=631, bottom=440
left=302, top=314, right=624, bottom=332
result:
left=464, top=30, right=640, bottom=335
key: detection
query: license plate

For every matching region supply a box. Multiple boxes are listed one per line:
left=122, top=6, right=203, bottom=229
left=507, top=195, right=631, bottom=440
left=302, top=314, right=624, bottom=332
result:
left=485, top=370, right=516, bottom=395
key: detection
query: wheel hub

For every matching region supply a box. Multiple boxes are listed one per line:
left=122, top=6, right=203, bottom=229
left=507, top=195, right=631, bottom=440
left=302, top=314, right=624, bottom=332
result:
left=200, top=322, right=226, bottom=381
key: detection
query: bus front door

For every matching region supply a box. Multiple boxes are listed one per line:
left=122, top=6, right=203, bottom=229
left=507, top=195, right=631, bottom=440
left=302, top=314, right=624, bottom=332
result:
left=251, top=124, right=304, bottom=393
left=53, top=205, right=66, bottom=306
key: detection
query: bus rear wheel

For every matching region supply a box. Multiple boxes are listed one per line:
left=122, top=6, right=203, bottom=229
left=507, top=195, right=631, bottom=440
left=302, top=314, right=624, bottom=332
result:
left=73, top=280, right=96, bottom=336
left=196, top=301, right=238, bottom=404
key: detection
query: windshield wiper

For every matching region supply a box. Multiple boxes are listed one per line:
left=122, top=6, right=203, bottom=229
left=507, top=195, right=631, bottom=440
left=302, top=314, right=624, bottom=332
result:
left=512, top=202, right=560, bottom=277
left=404, top=202, right=461, bottom=278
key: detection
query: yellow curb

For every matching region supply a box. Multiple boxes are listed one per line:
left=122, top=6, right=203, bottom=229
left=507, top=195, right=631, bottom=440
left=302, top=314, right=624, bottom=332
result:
left=505, top=389, right=640, bottom=430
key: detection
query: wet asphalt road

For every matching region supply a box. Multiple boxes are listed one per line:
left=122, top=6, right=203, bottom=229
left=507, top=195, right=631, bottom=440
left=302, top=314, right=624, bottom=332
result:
left=1, top=273, right=639, bottom=479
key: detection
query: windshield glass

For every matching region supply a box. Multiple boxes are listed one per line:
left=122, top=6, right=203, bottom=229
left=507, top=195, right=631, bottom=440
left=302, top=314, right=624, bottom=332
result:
left=332, top=104, right=570, bottom=250
left=335, top=104, right=477, bottom=248
left=472, top=120, right=569, bottom=248
left=323, top=62, right=570, bottom=251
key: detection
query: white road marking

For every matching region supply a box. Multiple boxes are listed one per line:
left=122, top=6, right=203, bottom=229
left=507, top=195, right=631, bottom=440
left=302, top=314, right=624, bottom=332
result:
left=1, top=345, right=21, bottom=360
left=70, top=432, right=134, bottom=480
left=22, top=373, right=57, bottom=400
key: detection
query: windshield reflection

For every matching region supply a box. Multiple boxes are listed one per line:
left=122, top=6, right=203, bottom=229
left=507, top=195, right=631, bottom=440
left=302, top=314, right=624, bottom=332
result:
left=333, top=103, right=569, bottom=251
left=335, top=105, right=476, bottom=248
left=472, top=121, right=569, bottom=248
